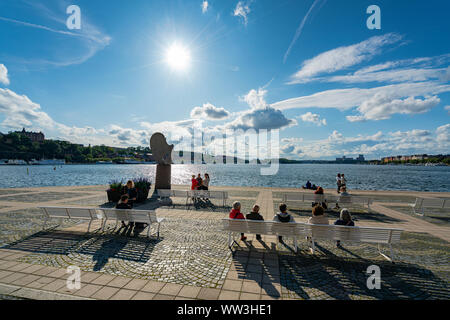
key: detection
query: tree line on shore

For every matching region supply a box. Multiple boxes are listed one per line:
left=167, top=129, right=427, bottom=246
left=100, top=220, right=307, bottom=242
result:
left=0, top=131, right=150, bottom=163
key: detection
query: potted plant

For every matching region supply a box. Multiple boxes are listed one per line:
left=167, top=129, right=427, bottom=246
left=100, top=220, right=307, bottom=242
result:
left=133, top=177, right=152, bottom=203
left=107, top=180, right=124, bottom=202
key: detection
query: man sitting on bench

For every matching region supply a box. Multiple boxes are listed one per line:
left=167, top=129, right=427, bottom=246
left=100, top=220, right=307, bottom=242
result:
left=246, top=204, right=264, bottom=241
left=116, top=194, right=133, bottom=228
left=273, top=203, right=296, bottom=243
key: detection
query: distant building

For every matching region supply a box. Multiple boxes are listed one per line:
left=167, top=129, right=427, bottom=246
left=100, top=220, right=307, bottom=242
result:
left=16, top=128, right=45, bottom=142
left=356, top=154, right=365, bottom=161
left=336, top=156, right=354, bottom=162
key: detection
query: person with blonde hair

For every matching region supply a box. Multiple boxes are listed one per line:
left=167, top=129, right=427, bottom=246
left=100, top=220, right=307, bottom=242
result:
left=307, top=205, right=329, bottom=225
left=125, top=180, right=137, bottom=205
left=246, top=204, right=264, bottom=240
left=334, top=208, right=355, bottom=247
left=229, top=201, right=246, bottom=241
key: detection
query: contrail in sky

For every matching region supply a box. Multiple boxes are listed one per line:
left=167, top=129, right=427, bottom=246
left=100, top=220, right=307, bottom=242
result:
left=283, top=0, right=327, bottom=64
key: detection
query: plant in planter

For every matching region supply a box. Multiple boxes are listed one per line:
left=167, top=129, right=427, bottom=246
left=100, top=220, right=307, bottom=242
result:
left=106, top=180, right=124, bottom=202
left=133, top=177, right=152, bottom=203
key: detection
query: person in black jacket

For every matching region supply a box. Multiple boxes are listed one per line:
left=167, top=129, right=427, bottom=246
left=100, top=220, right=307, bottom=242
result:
left=116, top=194, right=133, bottom=228
left=246, top=204, right=264, bottom=240
left=124, top=180, right=138, bottom=205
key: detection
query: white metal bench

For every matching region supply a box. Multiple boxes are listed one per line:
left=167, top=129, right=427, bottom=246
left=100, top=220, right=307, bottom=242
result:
left=157, top=189, right=190, bottom=206
left=281, top=193, right=372, bottom=211
left=409, top=197, right=450, bottom=216
left=188, top=190, right=229, bottom=207
left=101, top=208, right=164, bottom=238
left=306, top=223, right=402, bottom=262
left=222, top=219, right=402, bottom=262
left=39, top=206, right=104, bottom=232
left=222, top=219, right=308, bottom=252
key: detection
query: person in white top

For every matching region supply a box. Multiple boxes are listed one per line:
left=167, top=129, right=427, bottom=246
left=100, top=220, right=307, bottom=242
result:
left=203, top=173, right=210, bottom=190
left=340, top=174, right=347, bottom=190
left=336, top=173, right=341, bottom=193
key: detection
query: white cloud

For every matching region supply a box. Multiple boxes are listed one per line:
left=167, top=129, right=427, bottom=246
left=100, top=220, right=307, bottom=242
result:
left=202, top=1, right=209, bottom=13
left=436, top=124, right=450, bottom=143
left=0, top=64, right=9, bottom=85
left=289, top=33, right=403, bottom=83
left=234, top=1, right=251, bottom=25
left=190, top=103, right=230, bottom=120
left=346, top=94, right=440, bottom=122
left=241, top=88, right=268, bottom=109
left=445, top=105, right=450, bottom=114
left=271, top=82, right=450, bottom=112
left=320, top=55, right=450, bottom=84
left=281, top=126, right=449, bottom=160
left=225, top=107, right=297, bottom=131
left=298, top=112, right=326, bottom=126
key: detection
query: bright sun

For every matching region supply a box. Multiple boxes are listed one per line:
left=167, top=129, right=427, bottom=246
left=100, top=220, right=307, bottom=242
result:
left=165, top=43, right=191, bottom=71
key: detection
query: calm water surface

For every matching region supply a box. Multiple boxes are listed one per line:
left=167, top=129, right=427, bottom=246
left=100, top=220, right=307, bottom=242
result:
left=1, top=164, right=450, bottom=192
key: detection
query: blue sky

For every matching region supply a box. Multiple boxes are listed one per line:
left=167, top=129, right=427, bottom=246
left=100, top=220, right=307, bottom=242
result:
left=0, top=0, right=449, bottom=160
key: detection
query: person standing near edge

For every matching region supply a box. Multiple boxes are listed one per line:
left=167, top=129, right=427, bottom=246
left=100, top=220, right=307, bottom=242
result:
left=336, top=173, right=342, bottom=193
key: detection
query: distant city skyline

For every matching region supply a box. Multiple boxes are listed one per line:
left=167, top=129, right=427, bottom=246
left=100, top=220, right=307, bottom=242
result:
left=0, top=0, right=449, bottom=160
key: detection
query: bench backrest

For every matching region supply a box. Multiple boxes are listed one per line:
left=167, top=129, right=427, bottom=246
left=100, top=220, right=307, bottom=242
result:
left=189, top=190, right=228, bottom=199
left=306, top=224, right=402, bottom=244
left=157, top=189, right=173, bottom=198
left=222, top=219, right=306, bottom=237
left=222, top=219, right=402, bottom=244
left=39, top=206, right=99, bottom=220
left=415, top=197, right=450, bottom=209
left=282, top=193, right=371, bottom=205
left=102, top=209, right=158, bottom=223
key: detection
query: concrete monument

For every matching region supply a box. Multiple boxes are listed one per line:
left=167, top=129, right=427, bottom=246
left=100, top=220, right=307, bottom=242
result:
left=150, top=133, right=174, bottom=190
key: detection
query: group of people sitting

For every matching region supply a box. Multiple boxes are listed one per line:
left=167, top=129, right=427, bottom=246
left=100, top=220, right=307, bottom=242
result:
left=115, top=180, right=145, bottom=229
left=191, top=173, right=210, bottom=190
left=229, top=202, right=355, bottom=247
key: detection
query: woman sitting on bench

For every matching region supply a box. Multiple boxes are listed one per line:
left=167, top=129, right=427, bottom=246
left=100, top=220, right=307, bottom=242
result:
left=229, top=201, right=246, bottom=241
left=334, top=208, right=355, bottom=247
left=273, top=203, right=295, bottom=243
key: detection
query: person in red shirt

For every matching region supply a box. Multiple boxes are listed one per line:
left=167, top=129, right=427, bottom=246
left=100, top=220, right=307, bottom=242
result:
left=229, top=201, right=246, bottom=241
left=191, top=175, right=198, bottom=190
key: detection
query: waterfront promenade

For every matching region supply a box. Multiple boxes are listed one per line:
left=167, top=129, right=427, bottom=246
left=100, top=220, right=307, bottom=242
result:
left=0, top=185, right=449, bottom=300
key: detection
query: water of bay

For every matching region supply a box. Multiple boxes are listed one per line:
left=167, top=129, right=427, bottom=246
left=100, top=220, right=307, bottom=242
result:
left=1, top=164, right=450, bottom=192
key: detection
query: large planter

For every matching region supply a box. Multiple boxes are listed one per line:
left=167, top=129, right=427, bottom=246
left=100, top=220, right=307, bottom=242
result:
left=136, top=188, right=150, bottom=203
left=106, top=189, right=122, bottom=202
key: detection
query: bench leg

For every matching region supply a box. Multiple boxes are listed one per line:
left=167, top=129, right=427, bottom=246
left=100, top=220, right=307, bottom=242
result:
left=310, top=238, right=316, bottom=255
left=43, top=217, right=48, bottom=231
left=157, top=223, right=161, bottom=239
left=378, top=243, right=394, bottom=263
left=147, top=222, right=152, bottom=238
left=294, top=237, right=298, bottom=253
left=87, top=219, right=92, bottom=233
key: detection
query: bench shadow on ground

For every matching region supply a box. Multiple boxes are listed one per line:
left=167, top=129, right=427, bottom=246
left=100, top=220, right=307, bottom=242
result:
left=287, top=207, right=403, bottom=224
left=230, top=240, right=450, bottom=300
left=1, top=226, right=162, bottom=272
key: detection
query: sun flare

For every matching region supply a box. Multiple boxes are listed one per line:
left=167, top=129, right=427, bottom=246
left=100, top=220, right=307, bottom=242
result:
left=165, top=43, right=191, bottom=71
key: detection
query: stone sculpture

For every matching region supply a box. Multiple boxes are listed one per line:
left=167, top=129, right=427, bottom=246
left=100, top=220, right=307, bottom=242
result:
left=150, top=133, right=174, bottom=190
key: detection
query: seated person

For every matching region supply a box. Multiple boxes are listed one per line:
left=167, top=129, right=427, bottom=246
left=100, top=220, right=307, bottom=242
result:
left=308, top=205, right=329, bottom=225
left=334, top=186, right=350, bottom=209
left=313, top=186, right=328, bottom=209
left=246, top=204, right=264, bottom=240
left=116, top=194, right=133, bottom=227
left=124, top=180, right=137, bottom=205
left=273, top=203, right=295, bottom=243
left=302, top=180, right=312, bottom=189
left=334, top=208, right=355, bottom=247
left=229, top=201, right=246, bottom=241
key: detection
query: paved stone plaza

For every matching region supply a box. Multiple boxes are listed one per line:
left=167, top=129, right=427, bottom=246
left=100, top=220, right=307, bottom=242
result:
left=0, top=185, right=449, bottom=300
